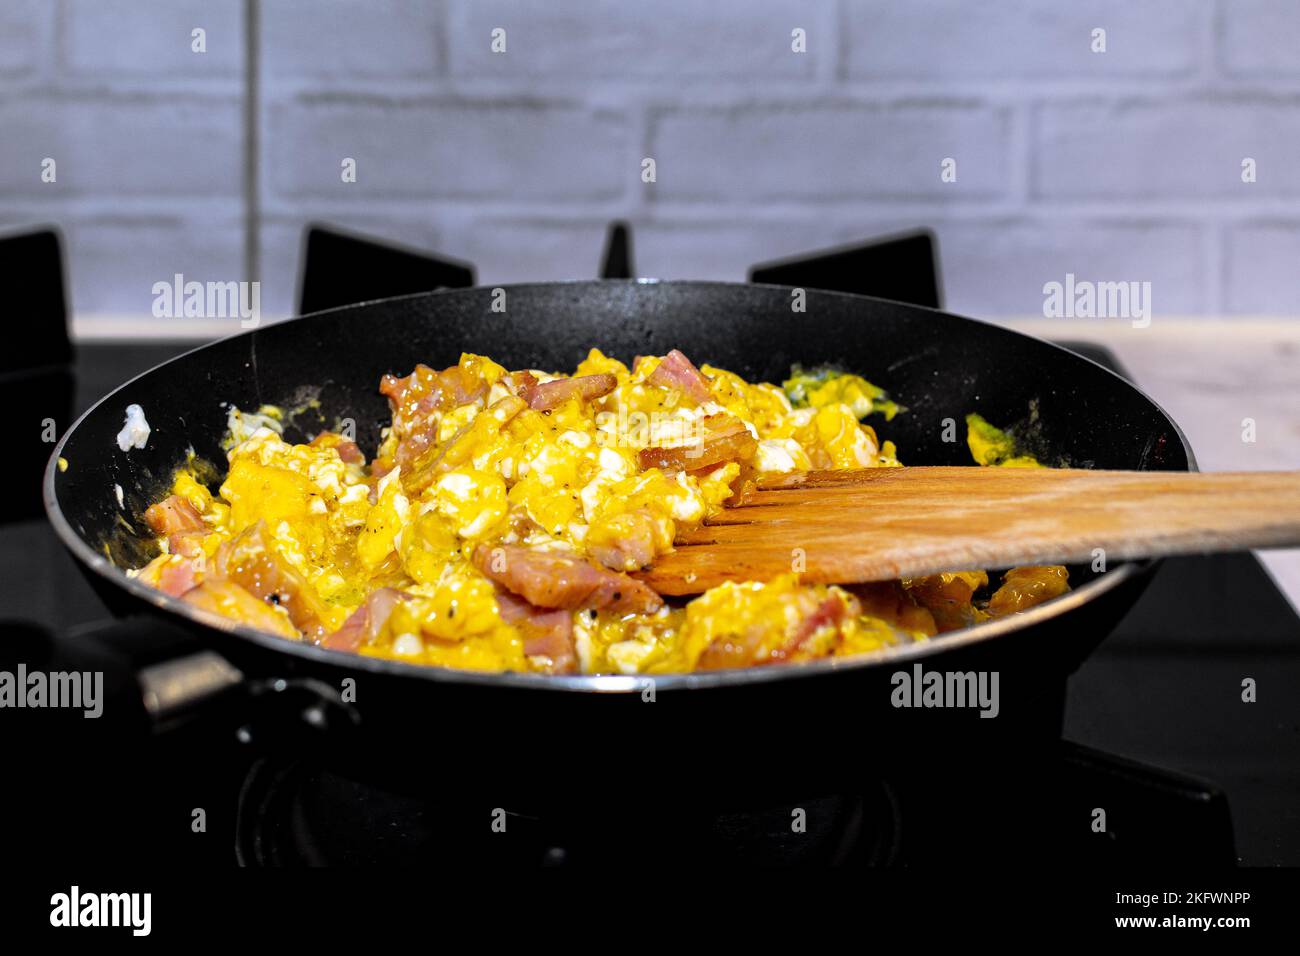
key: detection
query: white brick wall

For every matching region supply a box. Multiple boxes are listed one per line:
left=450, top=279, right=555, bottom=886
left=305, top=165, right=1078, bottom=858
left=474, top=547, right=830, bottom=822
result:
left=1, top=0, right=246, bottom=326
left=262, top=0, right=441, bottom=79
left=0, top=93, right=243, bottom=197
left=0, top=0, right=54, bottom=76
left=267, top=97, right=628, bottom=199
left=649, top=103, right=1013, bottom=201
left=1034, top=97, right=1300, bottom=200
left=61, top=0, right=244, bottom=78
left=445, top=0, right=821, bottom=80
left=1220, top=0, right=1300, bottom=77
left=65, top=216, right=245, bottom=314
left=931, top=220, right=1209, bottom=316
left=1225, top=223, right=1300, bottom=314
left=840, top=0, right=1211, bottom=79
left=1, top=0, right=1298, bottom=324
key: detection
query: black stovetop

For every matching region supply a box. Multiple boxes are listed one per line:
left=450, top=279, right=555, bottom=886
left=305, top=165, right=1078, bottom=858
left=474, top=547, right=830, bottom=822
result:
left=5, top=339, right=1299, bottom=866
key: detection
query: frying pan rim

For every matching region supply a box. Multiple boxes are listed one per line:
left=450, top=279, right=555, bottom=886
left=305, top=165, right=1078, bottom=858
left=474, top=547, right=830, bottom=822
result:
left=43, top=279, right=1194, bottom=694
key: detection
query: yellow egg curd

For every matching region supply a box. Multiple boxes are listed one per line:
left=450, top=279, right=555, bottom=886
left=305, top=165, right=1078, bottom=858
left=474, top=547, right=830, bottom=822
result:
left=132, top=350, right=1068, bottom=674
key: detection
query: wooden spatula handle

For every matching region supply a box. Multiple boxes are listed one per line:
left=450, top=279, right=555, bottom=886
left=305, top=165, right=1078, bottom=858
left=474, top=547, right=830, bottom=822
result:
left=640, top=468, right=1300, bottom=594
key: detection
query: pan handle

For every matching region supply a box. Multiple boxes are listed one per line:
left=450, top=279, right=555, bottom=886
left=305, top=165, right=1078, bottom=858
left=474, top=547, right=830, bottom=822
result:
left=4, top=616, right=358, bottom=745
left=137, top=649, right=244, bottom=724
left=0, top=616, right=215, bottom=734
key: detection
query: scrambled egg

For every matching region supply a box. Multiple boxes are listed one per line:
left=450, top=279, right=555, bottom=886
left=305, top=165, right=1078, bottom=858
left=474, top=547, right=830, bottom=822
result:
left=132, top=350, right=1068, bottom=675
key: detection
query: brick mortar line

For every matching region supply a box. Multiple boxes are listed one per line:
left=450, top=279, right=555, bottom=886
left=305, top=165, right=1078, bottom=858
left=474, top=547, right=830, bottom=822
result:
left=245, top=197, right=1300, bottom=218
left=246, top=84, right=1300, bottom=106
left=14, top=193, right=1300, bottom=220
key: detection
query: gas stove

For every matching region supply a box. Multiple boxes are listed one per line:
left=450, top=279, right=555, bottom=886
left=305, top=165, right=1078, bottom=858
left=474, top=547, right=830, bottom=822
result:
left=3, top=223, right=1297, bottom=870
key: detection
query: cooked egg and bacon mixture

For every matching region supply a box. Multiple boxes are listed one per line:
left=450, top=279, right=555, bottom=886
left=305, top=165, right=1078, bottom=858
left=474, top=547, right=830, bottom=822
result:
left=132, top=350, right=1068, bottom=675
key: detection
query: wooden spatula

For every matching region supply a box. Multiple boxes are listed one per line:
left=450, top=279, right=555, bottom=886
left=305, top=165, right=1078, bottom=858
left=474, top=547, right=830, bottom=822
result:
left=637, top=467, right=1300, bottom=596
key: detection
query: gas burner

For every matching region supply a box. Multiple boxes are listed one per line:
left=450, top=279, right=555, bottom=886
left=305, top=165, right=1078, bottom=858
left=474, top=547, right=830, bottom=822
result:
left=750, top=229, right=942, bottom=308
left=8, top=218, right=1296, bottom=867
left=296, top=221, right=942, bottom=308
left=0, top=227, right=74, bottom=522
left=297, top=225, right=475, bottom=316
left=228, top=738, right=1232, bottom=867
left=0, top=226, right=73, bottom=374
left=234, top=756, right=901, bottom=866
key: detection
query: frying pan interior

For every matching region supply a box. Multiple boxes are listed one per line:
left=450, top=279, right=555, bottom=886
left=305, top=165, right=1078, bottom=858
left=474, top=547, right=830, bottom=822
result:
left=47, top=281, right=1192, bottom=676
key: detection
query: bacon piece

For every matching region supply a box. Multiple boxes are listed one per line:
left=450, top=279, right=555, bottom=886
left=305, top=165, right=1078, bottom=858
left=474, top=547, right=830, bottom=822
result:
left=495, top=590, right=576, bottom=674
left=393, top=419, right=437, bottom=470
left=904, top=574, right=983, bottom=633
left=380, top=364, right=490, bottom=472
left=845, top=581, right=937, bottom=637
left=772, top=594, right=848, bottom=662
left=143, top=495, right=205, bottom=536
left=443, top=367, right=489, bottom=408
left=138, top=553, right=203, bottom=598
left=214, top=523, right=330, bottom=641
left=695, top=627, right=766, bottom=671
left=698, top=592, right=855, bottom=670
left=520, top=373, right=617, bottom=412
left=505, top=370, right=539, bottom=395
left=182, top=580, right=299, bottom=639
left=637, top=414, right=757, bottom=471
left=310, top=431, right=365, bottom=464
left=647, top=349, right=712, bottom=404
left=403, top=395, right=526, bottom=495
left=380, top=363, right=488, bottom=418
left=378, top=369, right=421, bottom=408
left=472, top=544, right=662, bottom=615
left=324, top=587, right=407, bottom=652
left=587, top=509, right=662, bottom=572
left=157, top=558, right=201, bottom=597
left=168, top=532, right=206, bottom=559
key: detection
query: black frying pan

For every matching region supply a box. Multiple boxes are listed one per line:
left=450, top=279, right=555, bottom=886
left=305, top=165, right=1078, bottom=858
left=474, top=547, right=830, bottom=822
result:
left=44, top=281, right=1191, bottom=795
